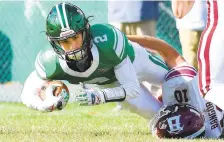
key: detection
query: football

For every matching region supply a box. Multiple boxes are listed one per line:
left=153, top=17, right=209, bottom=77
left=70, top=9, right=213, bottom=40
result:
left=39, top=80, right=70, bottom=110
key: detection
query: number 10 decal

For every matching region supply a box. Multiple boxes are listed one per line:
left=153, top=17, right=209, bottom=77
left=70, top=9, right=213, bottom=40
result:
left=174, top=89, right=188, bottom=103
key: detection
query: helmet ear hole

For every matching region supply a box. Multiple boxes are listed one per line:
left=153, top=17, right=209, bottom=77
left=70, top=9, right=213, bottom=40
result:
left=76, top=19, right=81, bottom=24
left=187, top=121, right=192, bottom=126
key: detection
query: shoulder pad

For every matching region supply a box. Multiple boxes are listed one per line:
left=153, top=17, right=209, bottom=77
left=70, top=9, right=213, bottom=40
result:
left=90, top=24, right=128, bottom=61
left=164, top=65, right=197, bottom=87
left=35, top=48, right=58, bottom=79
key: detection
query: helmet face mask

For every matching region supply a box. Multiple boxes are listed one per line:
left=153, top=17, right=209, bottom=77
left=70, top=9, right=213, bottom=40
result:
left=150, top=104, right=205, bottom=139
left=46, top=2, right=92, bottom=71
left=65, top=45, right=88, bottom=61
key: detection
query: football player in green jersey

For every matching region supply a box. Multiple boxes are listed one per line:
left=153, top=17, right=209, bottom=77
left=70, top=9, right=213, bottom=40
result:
left=21, top=3, right=184, bottom=116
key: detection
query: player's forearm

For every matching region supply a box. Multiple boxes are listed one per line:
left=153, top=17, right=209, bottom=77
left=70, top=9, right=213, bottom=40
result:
left=171, top=0, right=195, bottom=19
left=100, top=57, right=141, bottom=102
left=127, top=35, right=185, bottom=69
left=112, top=56, right=140, bottom=100
left=122, top=83, right=163, bottom=120
left=98, top=77, right=140, bottom=103
left=101, top=84, right=140, bottom=102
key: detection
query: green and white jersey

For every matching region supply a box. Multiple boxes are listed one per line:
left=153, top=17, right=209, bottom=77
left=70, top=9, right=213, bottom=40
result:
left=35, top=24, right=135, bottom=85
left=35, top=24, right=168, bottom=92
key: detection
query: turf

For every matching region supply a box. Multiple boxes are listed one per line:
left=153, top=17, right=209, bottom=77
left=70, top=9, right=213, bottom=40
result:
left=0, top=102, right=223, bottom=142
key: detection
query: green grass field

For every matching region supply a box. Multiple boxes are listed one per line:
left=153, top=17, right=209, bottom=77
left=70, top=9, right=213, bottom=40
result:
left=0, top=102, right=223, bottom=142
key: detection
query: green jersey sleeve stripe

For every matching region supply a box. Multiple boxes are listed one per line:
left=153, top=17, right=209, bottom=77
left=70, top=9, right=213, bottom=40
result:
left=35, top=52, right=45, bottom=72
left=147, top=51, right=168, bottom=66
left=120, top=36, right=125, bottom=59
left=112, top=28, right=118, bottom=52
left=35, top=56, right=47, bottom=78
left=113, top=28, right=125, bottom=58
left=148, top=54, right=169, bottom=70
left=152, top=55, right=166, bottom=65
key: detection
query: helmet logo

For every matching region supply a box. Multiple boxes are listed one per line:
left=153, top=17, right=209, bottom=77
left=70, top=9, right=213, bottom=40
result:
left=167, top=115, right=184, bottom=134
left=60, top=29, right=75, bottom=37
left=61, top=28, right=70, bottom=32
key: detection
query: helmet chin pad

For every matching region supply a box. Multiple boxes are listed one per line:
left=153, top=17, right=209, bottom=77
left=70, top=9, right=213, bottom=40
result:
left=66, top=51, right=92, bottom=72
left=66, top=47, right=87, bottom=61
left=75, top=54, right=92, bottom=72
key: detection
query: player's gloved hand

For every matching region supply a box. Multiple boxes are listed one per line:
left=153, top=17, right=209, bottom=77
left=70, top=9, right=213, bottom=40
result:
left=38, top=84, right=64, bottom=112
left=75, top=88, right=105, bottom=106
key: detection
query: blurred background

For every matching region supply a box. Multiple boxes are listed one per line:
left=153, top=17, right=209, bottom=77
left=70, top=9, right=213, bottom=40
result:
left=0, top=1, right=181, bottom=102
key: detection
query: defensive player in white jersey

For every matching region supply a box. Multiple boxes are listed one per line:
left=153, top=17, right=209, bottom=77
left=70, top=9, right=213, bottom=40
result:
left=161, top=65, right=224, bottom=138
left=21, top=2, right=184, bottom=115
left=128, top=35, right=224, bottom=138
left=171, top=0, right=224, bottom=113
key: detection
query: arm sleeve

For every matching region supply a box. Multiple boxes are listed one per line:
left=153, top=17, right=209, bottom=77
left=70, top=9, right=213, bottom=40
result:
left=21, top=71, right=48, bottom=111
left=101, top=56, right=140, bottom=102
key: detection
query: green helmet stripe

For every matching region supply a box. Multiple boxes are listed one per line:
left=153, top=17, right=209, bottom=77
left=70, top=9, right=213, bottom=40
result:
left=56, top=4, right=65, bottom=29
left=62, top=2, right=70, bottom=29
left=58, top=4, right=67, bottom=29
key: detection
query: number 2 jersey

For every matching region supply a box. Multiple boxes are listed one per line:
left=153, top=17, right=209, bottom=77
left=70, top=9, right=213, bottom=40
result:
left=35, top=23, right=168, bottom=100
left=162, top=63, right=224, bottom=138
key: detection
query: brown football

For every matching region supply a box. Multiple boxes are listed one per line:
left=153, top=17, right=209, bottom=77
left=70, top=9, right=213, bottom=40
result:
left=39, top=80, right=69, bottom=101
